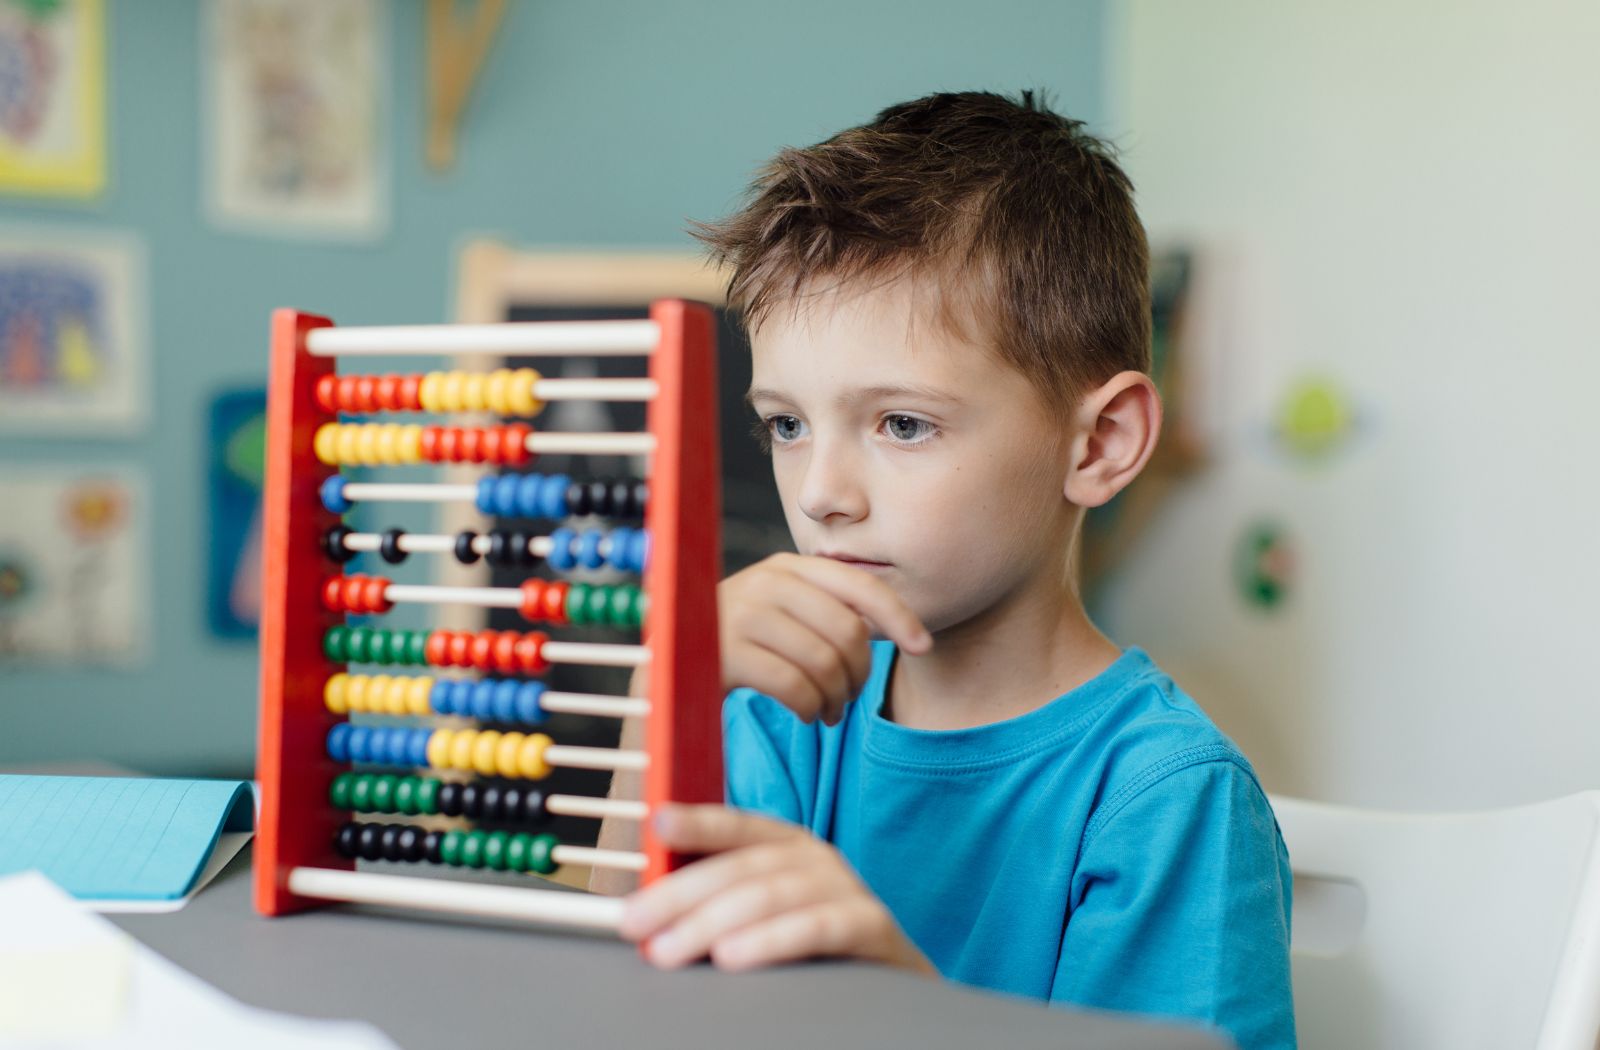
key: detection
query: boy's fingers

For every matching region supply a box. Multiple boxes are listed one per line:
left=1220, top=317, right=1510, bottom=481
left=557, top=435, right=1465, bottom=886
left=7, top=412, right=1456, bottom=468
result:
left=734, top=611, right=854, bottom=722
left=654, top=803, right=801, bottom=852
left=764, top=576, right=874, bottom=700
left=644, top=868, right=831, bottom=969
left=709, top=898, right=886, bottom=971
left=780, top=555, right=932, bottom=654
left=729, top=643, right=827, bottom=722
left=620, top=834, right=801, bottom=939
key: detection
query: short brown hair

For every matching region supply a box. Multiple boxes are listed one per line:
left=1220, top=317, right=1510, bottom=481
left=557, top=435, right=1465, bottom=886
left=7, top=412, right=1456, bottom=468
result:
left=693, top=90, right=1151, bottom=410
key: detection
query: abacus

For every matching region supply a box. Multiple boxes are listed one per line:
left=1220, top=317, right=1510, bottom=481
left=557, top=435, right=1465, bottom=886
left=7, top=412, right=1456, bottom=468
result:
left=255, top=299, right=722, bottom=931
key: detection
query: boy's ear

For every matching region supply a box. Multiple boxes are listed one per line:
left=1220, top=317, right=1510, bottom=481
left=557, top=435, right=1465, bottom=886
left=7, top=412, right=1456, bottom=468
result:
left=1064, top=371, right=1163, bottom=508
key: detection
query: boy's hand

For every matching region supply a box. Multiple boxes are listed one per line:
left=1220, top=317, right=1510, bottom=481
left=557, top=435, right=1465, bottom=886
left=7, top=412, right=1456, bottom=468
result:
left=720, top=552, right=932, bottom=725
left=619, top=804, right=937, bottom=976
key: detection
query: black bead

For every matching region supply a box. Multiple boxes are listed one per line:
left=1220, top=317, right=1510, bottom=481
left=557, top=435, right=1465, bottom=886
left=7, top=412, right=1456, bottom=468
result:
left=608, top=480, right=634, bottom=519
left=566, top=480, right=591, bottom=517
left=437, top=781, right=463, bottom=816
left=395, top=825, right=422, bottom=863
left=422, top=830, right=444, bottom=864
left=356, top=823, right=383, bottom=860
left=379, top=824, right=404, bottom=861
left=479, top=783, right=505, bottom=822
left=487, top=530, right=509, bottom=566
left=324, top=524, right=357, bottom=563
left=335, top=822, right=359, bottom=857
left=630, top=480, right=649, bottom=518
left=454, top=531, right=481, bottom=565
left=379, top=527, right=408, bottom=564
left=499, top=785, right=523, bottom=822
left=459, top=782, right=482, bottom=818
left=584, top=479, right=611, bottom=516
left=521, top=788, right=549, bottom=825
left=507, top=531, right=533, bottom=566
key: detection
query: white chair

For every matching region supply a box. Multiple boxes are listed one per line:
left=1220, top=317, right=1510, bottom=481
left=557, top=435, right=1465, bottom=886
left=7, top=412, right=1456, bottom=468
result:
left=1271, top=791, right=1600, bottom=1050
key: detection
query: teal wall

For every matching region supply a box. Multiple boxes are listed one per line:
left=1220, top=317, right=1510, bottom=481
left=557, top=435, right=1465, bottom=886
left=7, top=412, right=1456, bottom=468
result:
left=0, top=0, right=1107, bottom=774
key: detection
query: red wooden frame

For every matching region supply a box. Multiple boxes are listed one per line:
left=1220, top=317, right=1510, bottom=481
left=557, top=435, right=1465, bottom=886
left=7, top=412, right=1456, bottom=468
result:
left=254, top=299, right=723, bottom=916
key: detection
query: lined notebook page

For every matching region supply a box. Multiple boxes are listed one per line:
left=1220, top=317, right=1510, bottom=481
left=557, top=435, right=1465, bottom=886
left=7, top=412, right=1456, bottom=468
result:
left=0, top=776, right=254, bottom=901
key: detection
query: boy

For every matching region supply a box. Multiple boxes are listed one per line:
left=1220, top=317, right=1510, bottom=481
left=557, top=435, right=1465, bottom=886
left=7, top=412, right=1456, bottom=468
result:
left=594, top=91, right=1294, bottom=1050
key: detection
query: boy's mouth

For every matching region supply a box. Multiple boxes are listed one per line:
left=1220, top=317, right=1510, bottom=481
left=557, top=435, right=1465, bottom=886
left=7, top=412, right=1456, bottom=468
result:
left=817, top=551, right=893, bottom=570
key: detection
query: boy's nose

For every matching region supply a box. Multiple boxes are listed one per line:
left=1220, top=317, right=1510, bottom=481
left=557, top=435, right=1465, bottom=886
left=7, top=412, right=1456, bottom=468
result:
left=796, top=447, right=868, bottom=524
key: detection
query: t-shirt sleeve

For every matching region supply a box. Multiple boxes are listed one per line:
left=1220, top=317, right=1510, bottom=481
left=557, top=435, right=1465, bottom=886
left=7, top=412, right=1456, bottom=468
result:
left=1056, top=754, right=1297, bottom=1050
left=721, top=687, right=807, bottom=825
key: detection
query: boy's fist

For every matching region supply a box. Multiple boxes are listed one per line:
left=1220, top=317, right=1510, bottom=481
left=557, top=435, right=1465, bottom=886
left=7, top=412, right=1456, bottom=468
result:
left=718, top=552, right=932, bottom=725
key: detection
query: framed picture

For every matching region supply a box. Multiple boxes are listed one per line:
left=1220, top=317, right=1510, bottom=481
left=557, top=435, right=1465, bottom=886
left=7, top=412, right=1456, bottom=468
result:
left=0, top=0, right=106, bottom=199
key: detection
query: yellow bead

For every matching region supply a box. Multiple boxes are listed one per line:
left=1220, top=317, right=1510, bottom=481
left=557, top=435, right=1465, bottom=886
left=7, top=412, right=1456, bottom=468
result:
left=508, top=368, right=542, bottom=417
left=314, top=424, right=340, bottom=465
left=397, top=425, right=422, bottom=463
left=485, top=369, right=512, bottom=414
left=408, top=676, right=433, bottom=716
left=497, top=732, right=525, bottom=777
left=472, top=730, right=503, bottom=776
left=419, top=372, right=445, bottom=413
left=324, top=673, right=349, bottom=714
left=345, top=674, right=369, bottom=713
left=450, top=730, right=477, bottom=771
left=372, top=424, right=397, bottom=463
left=336, top=424, right=362, bottom=466
left=357, top=423, right=383, bottom=464
left=461, top=372, right=488, bottom=411
left=440, top=371, right=466, bottom=412
left=427, top=729, right=453, bottom=770
left=517, top=733, right=553, bottom=780
left=384, top=676, right=410, bottom=716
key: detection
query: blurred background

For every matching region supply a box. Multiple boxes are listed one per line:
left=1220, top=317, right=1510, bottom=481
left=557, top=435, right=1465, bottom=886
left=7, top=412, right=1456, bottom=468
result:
left=0, top=0, right=1594, bottom=817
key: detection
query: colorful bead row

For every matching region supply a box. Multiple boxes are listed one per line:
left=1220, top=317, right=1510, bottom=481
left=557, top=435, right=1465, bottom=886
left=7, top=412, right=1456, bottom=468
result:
left=318, top=572, right=644, bottom=631
left=335, top=821, right=560, bottom=875
left=329, top=772, right=553, bottom=826
left=317, top=472, right=649, bottom=520
left=324, top=673, right=550, bottom=724
left=312, top=423, right=533, bottom=466
left=320, top=573, right=395, bottom=615
left=326, top=723, right=555, bottom=780
left=546, top=525, right=650, bottom=573
left=321, top=626, right=554, bottom=674
left=315, top=369, right=546, bottom=418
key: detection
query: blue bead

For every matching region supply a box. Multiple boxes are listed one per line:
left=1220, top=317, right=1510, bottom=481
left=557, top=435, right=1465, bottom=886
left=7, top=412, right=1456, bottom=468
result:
left=470, top=681, right=495, bottom=720
left=475, top=476, right=497, bottom=516
left=515, top=682, right=547, bottom=725
left=514, top=475, right=542, bottom=518
left=327, top=723, right=353, bottom=762
left=492, top=475, right=519, bottom=518
left=407, top=731, right=431, bottom=768
left=547, top=528, right=576, bottom=571
left=320, top=476, right=351, bottom=515
left=492, top=679, right=519, bottom=722
left=346, top=725, right=373, bottom=763
left=540, top=474, right=569, bottom=519
left=604, top=527, right=632, bottom=570
left=629, top=529, right=651, bottom=573
left=429, top=679, right=451, bottom=715
left=374, top=727, right=399, bottom=767
left=577, top=528, right=605, bottom=570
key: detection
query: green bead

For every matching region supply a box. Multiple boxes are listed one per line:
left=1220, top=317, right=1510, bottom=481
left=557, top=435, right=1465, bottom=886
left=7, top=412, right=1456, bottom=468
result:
left=349, top=775, right=374, bottom=812
left=394, top=777, right=418, bottom=815
left=416, top=777, right=440, bottom=815
left=440, top=829, right=464, bottom=866
left=635, top=591, right=649, bottom=629
left=346, top=626, right=373, bottom=663
left=483, top=830, right=510, bottom=871
left=323, top=626, right=349, bottom=662
left=406, top=631, right=429, bottom=665
left=607, top=585, right=633, bottom=629
left=460, top=831, right=486, bottom=869
left=506, top=833, right=531, bottom=872
left=370, top=630, right=395, bottom=665
left=329, top=773, right=354, bottom=809
left=565, top=583, right=590, bottom=626
left=528, top=832, right=558, bottom=875
left=584, top=585, right=610, bottom=626
left=370, top=775, right=398, bottom=812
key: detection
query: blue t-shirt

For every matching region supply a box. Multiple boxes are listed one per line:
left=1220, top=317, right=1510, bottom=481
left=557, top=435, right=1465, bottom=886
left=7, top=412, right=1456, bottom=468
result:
left=723, top=643, right=1295, bottom=1050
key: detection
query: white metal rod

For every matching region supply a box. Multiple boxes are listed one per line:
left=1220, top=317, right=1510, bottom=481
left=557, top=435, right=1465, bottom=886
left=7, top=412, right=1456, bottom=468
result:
left=306, top=321, right=660, bottom=357
left=286, top=866, right=625, bottom=931
left=541, top=641, right=649, bottom=668
left=546, top=795, right=649, bottom=821
left=540, top=692, right=651, bottom=719
left=341, top=483, right=477, bottom=503
left=527, top=432, right=655, bottom=456
left=552, top=846, right=648, bottom=872
left=532, top=378, right=657, bottom=401
left=547, top=744, right=648, bottom=772
left=385, top=584, right=524, bottom=609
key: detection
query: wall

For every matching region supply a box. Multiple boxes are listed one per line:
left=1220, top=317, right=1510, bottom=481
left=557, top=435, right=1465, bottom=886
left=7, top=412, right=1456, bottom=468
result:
left=0, top=0, right=1108, bottom=773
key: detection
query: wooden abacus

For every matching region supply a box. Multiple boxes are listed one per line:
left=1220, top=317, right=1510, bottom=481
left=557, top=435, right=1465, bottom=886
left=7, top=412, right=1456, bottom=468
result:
left=255, top=300, right=722, bottom=930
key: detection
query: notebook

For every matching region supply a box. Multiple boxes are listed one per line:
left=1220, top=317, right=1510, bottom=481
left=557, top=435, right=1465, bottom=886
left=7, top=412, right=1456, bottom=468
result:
left=0, top=775, right=255, bottom=912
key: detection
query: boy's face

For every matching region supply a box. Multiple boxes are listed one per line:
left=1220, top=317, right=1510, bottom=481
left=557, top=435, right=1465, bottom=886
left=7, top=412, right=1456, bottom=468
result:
left=747, top=276, right=1080, bottom=635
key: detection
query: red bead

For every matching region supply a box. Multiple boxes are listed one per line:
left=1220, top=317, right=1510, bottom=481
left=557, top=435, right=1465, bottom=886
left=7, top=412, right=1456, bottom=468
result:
left=437, top=428, right=463, bottom=462
left=424, top=631, right=450, bottom=666
left=340, top=575, right=367, bottom=612
left=492, top=632, right=520, bottom=674
left=519, top=579, right=546, bottom=623
left=354, top=376, right=378, bottom=413
left=336, top=376, right=361, bottom=413
left=447, top=632, right=472, bottom=667
left=398, top=375, right=423, bottom=410
left=315, top=375, right=339, bottom=413
left=514, top=631, right=549, bottom=675
left=361, top=576, right=391, bottom=614
left=542, top=581, right=568, bottom=625
left=419, top=426, right=442, bottom=462
left=500, top=424, right=532, bottom=466
left=479, top=427, right=505, bottom=463
left=322, top=576, right=345, bottom=612
left=373, top=374, right=398, bottom=410
left=459, top=428, right=485, bottom=463
left=469, top=631, right=497, bottom=672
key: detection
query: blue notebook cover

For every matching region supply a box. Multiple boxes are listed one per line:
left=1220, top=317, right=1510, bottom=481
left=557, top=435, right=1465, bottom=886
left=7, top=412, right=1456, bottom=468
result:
left=0, top=776, right=255, bottom=901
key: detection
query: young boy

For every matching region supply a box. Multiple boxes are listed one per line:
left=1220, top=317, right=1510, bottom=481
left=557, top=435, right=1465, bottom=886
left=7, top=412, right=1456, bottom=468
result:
left=594, top=91, right=1295, bottom=1050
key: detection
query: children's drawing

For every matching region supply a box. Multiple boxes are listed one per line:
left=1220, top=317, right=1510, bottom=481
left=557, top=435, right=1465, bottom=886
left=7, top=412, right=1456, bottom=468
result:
left=207, top=388, right=266, bottom=639
left=1234, top=519, right=1295, bottom=611
left=0, top=0, right=106, bottom=198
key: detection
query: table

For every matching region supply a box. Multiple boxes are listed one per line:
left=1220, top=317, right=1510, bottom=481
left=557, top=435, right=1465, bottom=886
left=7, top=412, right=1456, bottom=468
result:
left=111, top=849, right=1233, bottom=1050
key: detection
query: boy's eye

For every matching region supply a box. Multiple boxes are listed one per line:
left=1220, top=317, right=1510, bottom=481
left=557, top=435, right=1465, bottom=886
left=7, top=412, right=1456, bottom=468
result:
left=755, top=414, right=807, bottom=449
left=882, top=415, right=935, bottom=444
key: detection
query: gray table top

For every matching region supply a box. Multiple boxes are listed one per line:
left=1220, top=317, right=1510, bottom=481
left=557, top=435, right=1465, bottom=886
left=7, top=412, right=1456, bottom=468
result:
left=110, top=849, right=1231, bottom=1050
